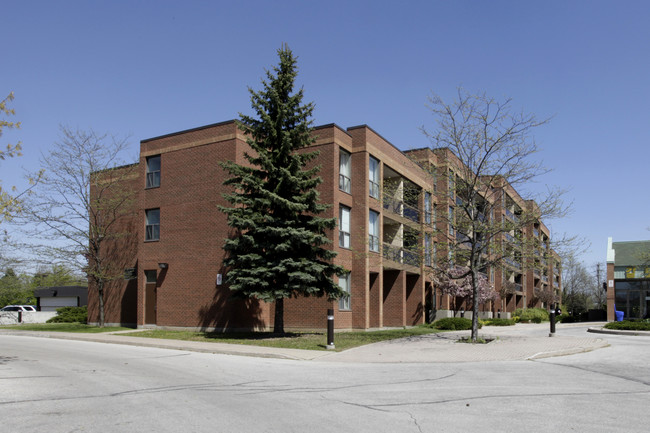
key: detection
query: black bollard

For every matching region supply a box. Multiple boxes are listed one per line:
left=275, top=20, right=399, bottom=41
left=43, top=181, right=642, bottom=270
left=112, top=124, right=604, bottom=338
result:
left=549, top=306, right=556, bottom=336
left=327, top=309, right=335, bottom=349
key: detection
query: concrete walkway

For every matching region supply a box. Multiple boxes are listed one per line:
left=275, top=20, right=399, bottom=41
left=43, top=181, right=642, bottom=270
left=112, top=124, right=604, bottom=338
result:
left=0, top=322, right=620, bottom=363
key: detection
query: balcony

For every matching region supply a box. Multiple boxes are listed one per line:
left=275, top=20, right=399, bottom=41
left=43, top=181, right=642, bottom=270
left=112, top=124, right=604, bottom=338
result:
left=514, top=283, right=523, bottom=292
left=542, top=275, right=549, bottom=283
left=533, top=228, right=539, bottom=237
left=505, top=208, right=519, bottom=222
left=382, top=243, right=420, bottom=268
left=504, top=257, right=521, bottom=270
left=383, top=197, right=420, bottom=224
left=403, top=202, right=419, bottom=223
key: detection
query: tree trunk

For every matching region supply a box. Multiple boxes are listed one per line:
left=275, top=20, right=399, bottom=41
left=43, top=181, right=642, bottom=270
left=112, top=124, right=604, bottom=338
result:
left=98, top=280, right=105, bottom=328
left=471, top=269, right=479, bottom=342
left=274, top=298, right=284, bottom=335
left=97, top=288, right=104, bottom=328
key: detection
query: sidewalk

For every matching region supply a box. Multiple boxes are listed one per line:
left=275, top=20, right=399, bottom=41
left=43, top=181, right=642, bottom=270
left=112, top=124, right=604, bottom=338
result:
left=0, top=322, right=611, bottom=363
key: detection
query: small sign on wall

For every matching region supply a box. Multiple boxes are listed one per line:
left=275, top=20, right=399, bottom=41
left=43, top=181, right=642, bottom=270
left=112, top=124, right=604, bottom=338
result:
left=608, top=280, right=614, bottom=288
left=216, top=274, right=222, bottom=286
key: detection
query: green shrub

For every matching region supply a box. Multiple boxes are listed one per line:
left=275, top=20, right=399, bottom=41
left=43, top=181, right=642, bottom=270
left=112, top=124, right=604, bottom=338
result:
left=482, top=318, right=516, bottom=326
left=604, top=320, right=650, bottom=331
left=514, top=308, right=549, bottom=323
left=557, top=313, right=574, bottom=323
left=433, top=317, right=481, bottom=330
left=47, top=306, right=88, bottom=323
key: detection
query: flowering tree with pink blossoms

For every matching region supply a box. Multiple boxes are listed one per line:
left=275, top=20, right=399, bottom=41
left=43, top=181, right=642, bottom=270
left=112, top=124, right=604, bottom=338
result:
left=435, top=266, right=498, bottom=315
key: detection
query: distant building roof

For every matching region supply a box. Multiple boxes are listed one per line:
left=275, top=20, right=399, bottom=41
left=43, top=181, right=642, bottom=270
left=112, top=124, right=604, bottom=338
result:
left=611, top=240, right=650, bottom=266
left=33, top=286, right=87, bottom=298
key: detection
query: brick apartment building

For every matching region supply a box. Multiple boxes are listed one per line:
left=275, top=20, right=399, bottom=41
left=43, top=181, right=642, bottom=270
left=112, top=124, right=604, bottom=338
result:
left=88, top=120, right=561, bottom=330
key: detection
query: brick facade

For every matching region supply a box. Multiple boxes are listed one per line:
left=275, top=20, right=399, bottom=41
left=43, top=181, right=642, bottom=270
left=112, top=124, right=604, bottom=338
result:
left=88, top=120, right=561, bottom=330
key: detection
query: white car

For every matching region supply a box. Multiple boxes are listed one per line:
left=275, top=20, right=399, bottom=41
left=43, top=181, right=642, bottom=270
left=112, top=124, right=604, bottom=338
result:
left=1, top=305, right=37, bottom=312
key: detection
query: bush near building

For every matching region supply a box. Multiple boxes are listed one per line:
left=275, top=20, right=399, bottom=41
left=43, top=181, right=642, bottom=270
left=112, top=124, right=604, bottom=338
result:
left=431, top=317, right=481, bottom=330
left=513, top=308, right=549, bottom=323
left=47, top=306, right=87, bottom=323
left=482, top=318, right=516, bottom=326
left=603, top=320, right=650, bottom=331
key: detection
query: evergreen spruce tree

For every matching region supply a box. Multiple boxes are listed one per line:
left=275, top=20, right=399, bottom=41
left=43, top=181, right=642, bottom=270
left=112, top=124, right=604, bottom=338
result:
left=220, top=45, right=345, bottom=334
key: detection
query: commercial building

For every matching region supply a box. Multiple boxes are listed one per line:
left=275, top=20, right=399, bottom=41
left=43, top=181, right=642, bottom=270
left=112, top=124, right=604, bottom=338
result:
left=606, top=238, right=650, bottom=321
left=88, top=120, right=561, bottom=330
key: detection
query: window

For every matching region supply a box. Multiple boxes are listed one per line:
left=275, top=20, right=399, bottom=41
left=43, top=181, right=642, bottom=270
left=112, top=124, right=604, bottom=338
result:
left=338, top=273, right=350, bottom=310
left=369, top=210, right=379, bottom=252
left=339, top=206, right=350, bottom=248
left=424, top=192, right=432, bottom=224
left=369, top=156, right=380, bottom=199
left=145, top=270, right=157, bottom=284
left=145, top=208, right=160, bottom=241
left=339, top=150, right=351, bottom=193
left=146, top=155, right=161, bottom=188
left=448, top=206, right=454, bottom=236
left=448, top=170, right=455, bottom=199
left=433, top=242, right=437, bottom=265
left=425, top=233, right=432, bottom=267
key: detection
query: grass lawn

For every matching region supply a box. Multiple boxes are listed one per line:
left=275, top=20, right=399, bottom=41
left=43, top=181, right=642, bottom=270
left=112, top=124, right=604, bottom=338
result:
left=0, top=323, right=134, bottom=333
left=125, top=326, right=442, bottom=351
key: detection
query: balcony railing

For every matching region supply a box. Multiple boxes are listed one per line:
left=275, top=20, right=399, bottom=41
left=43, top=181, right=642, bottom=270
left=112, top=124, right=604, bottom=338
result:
left=542, top=275, right=549, bottom=283
left=514, top=283, right=523, bottom=292
left=382, top=243, right=420, bottom=267
left=505, top=208, right=519, bottom=222
left=383, top=197, right=420, bottom=223
left=383, top=196, right=402, bottom=214
left=403, top=202, right=420, bottom=223
left=504, top=257, right=522, bottom=270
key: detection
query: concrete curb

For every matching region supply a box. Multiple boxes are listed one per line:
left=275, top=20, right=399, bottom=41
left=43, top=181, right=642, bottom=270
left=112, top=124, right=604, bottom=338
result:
left=525, top=339, right=610, bottom=360
left=0, top=330, right=329, bottom=361
left=1, top=324, right=611, bottom=363
left=587, top=327, right=650, bottom=337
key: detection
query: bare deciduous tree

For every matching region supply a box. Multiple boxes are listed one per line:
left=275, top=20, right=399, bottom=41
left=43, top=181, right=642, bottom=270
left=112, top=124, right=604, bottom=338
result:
left=19, top=127, right=136, bottom=326
left=420, top=88, right=569, bottom=341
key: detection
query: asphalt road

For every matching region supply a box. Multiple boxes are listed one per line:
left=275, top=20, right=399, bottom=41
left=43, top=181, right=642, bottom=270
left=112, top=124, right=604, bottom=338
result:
left=1, top=325, right=648, bottom=433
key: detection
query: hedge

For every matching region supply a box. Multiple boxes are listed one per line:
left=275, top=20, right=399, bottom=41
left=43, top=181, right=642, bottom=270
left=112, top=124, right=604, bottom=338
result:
left=47, top=306, right=88, bottom=323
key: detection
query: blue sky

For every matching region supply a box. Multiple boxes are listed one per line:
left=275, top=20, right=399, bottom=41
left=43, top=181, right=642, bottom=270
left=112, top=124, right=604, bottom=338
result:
left=2, top=0, right=649, bottom=269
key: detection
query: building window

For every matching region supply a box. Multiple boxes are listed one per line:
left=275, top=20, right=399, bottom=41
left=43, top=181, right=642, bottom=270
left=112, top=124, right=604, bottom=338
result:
left=339, top=150, right=351, bottom=194
left=145, top=208, right=160, bottom=241
left=339, top=206, right=350, bottom=248
left=146, top=155, right=161, bottom=188
left=338, top=273, right=351, bottom=310
left=448, top=169, right=455, bottom=199
left=448, top=206, right=454, bottom=236
left=369, top=210, right=379, bottom=252
left=424, top=192, right=432, bottom=224
left=369, top=156, right=380, bottom=199
left=425, top=233, right=432, bottom=267
left=145, top=270, right=157, bottom=283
